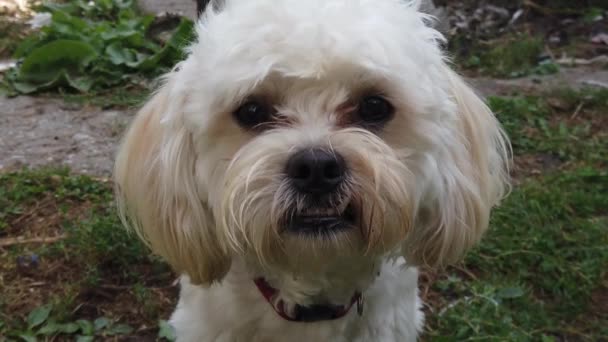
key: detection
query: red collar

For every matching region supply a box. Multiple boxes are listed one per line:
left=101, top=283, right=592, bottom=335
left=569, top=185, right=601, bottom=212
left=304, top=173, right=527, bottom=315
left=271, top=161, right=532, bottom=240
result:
left=254, top=277, right=362, bottom=322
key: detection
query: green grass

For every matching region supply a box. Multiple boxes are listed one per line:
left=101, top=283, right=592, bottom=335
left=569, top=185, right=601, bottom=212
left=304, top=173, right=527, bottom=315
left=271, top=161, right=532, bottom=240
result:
left=0, top=169, right=174, bottom=341
left=480, top=36, right=546, bottom=78
left=452, top=34, right=556, bottom=78
left=488, top=89, right=608, bottom=163
left=425, top=89, right=608, bottom=341
left=61, top=86, right=151, bottom=109
left=427, top=169, right=607, bottom=341
left=476, top=0, right=608, bottom=9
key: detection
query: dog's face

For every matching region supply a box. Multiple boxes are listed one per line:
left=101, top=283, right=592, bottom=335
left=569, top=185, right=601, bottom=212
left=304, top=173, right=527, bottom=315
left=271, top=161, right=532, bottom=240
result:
left=115, top=0, right=510, bottom=287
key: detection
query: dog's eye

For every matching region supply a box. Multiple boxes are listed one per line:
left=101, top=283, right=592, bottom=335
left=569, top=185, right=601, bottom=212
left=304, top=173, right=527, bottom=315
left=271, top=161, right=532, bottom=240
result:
left=357, top=95, right=394, bottom=125
left=233, top=100, right=274, bottom=129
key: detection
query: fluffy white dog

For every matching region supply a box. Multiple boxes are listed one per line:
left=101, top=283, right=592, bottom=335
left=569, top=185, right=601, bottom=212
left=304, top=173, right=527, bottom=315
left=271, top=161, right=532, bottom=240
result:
left=114, top=0, right=510, bottom=340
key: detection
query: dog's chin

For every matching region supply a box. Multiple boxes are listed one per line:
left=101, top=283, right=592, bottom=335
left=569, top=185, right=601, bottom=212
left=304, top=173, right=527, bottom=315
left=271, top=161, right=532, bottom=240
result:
left=284, top=203, right=357, bottom=237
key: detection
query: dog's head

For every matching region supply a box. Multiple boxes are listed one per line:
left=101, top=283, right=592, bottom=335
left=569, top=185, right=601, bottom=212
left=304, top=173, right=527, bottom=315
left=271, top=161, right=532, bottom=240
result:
left=115, top=0, right=510, bottom=286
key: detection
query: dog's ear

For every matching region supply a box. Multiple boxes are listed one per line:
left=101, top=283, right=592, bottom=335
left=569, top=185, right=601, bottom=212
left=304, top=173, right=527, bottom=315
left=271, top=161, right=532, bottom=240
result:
left=114, top=81, right=231, bottom=286
left=403, top=69, right=511, bottom=268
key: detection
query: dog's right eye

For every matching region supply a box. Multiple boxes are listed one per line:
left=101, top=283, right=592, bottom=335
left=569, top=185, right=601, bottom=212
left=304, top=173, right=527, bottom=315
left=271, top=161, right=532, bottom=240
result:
left=233, top=100, right=274, bottom=129
left=357, top=95, right=394, bottom=126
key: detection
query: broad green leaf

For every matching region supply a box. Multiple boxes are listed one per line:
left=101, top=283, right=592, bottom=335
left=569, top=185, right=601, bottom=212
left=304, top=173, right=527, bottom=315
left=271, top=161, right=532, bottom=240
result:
left=17, top=40, right=97, bottom=85
left=27, top=305, right=52, bottom=329
left=76, top=336, right=95, bottom=342
left=123, top=33, right=148, bottom=49
left=13, top=35, right=43, bottom=58
left=134, top=51, right=163, bottom=71
left=164, top=19, right=195, bottom=60
left=38, top=321, right=61, bottom=335
left=41, top=2, right=80, bottom=15
left=60, top=322, right=80, bottom=334
left=97, top=0, right=114, bottom=12
left=136, top=15, right=155, bottom=31
left=12, top=70, right=93, bottom=93
left=137, top=19, right=194, bottom=71
left=496, top=286, right=525, bottom=299
left=115, top=0, right=135, bottom=10
left=541, top=335, right=557, bottom=342
left=106, top=42, right=136, bottom=65
left=127, top=51, right=152, bottom=68
left=106, top=323, right=134, bottom=335
left=10, top=81, right=41, bottom=94
left=76, top=319, right=95, bottom=335
left=51, top=10, right=89, bottom=34
left=66, top=73, right=95, bottom=92
left=100, top=28, right=139, bottom=41
left=94, top=317, right=111, bottom=331
left=19, top=334, right=37, bottom=342
left=158, top=320, right=176, bottom=341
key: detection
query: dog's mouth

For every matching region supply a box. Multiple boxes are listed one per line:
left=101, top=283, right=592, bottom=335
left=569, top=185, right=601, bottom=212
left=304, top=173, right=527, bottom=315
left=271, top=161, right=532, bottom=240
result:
left=286, top=202, right=357, bottom=236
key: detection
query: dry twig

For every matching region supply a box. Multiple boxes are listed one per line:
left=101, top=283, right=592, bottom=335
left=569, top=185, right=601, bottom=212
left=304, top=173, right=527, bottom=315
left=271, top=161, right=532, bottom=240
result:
left=0, top=234, right=66, bottom=247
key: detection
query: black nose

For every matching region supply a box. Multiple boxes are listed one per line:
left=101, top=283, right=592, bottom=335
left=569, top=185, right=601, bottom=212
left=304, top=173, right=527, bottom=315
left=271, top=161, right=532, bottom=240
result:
left=286, top=148, right=346, bottom=195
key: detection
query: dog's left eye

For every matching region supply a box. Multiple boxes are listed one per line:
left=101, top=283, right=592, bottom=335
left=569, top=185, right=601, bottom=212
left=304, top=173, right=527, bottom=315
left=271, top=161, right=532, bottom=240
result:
left=357, top=95, right=394, bottom=125
left=233, top=100, right=274, bottom=129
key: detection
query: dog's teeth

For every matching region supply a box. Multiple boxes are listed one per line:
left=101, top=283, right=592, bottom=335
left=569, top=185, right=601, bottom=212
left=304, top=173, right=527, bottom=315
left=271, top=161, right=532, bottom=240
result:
left=303, top=208, right=339, bottom=216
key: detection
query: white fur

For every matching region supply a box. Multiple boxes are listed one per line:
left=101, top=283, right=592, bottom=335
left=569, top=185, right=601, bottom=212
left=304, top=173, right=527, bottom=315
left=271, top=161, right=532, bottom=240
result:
left=114, top=0, right=510, bottom=341
left=171, top=258, right=422, bottom=342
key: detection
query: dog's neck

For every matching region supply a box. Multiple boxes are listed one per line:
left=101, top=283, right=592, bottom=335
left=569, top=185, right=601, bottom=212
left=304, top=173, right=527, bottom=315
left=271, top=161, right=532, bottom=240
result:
left=253, top=277, right=363, bottom=322
left=242, top=255, right=383, bottom=321
left=172, top=257, right=423, bottom=341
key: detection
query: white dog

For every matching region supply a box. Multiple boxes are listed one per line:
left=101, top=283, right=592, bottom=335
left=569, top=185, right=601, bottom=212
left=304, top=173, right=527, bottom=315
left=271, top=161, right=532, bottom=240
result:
left=114, top=0, right=510, bottom=340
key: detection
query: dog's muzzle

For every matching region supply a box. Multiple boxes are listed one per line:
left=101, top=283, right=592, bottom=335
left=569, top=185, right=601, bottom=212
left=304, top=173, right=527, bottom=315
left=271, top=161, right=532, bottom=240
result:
left=284, top=148, right=356, bottom=235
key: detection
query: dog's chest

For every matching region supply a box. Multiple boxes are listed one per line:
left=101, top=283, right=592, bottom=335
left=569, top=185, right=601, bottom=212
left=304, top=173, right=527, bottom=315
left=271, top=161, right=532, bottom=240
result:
left=170, top=259, right=423, bottom=342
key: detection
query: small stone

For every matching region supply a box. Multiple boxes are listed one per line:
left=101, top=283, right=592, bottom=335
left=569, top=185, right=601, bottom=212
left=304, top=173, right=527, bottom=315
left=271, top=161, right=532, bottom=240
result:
left=17, top=254, right=40, bottom=272
left=591, top=33, right=608, bottom=45
left=50, top=174, right=63, bottom=185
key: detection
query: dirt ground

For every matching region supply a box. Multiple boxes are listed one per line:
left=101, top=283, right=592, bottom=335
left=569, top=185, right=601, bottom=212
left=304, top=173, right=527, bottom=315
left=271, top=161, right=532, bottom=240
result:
left=0, top=96, right=131, bottom=175
left=137, top=0, right=196, bottom=20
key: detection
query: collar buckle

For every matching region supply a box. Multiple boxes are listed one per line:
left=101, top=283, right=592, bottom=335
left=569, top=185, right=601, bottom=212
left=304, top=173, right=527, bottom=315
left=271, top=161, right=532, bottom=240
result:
left=356, top=295, right=364, bottom=316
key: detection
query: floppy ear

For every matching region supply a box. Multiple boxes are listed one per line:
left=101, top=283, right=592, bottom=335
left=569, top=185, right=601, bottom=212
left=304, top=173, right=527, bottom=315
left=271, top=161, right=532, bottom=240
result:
left=114, top=82, right=231, bottom=286
left=404, top=69, right=511, bottom=267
